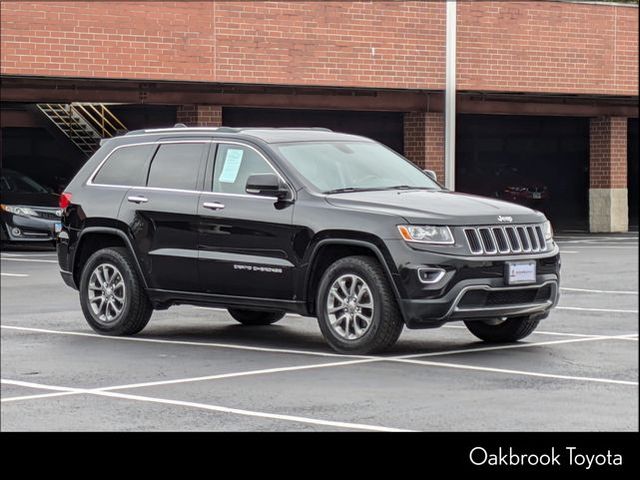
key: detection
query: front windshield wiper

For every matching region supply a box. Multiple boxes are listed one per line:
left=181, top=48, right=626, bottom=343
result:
left=324, top=185, right=440, bottom=194
left=378, top=185, right=438, bottom=191
left=323, top=187, right=378, bottom=195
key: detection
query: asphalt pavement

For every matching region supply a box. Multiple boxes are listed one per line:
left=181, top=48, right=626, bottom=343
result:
left=1, top=233, right=637, bottom=431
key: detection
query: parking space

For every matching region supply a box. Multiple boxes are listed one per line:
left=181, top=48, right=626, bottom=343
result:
left=1, top=234, right=637, bottom=431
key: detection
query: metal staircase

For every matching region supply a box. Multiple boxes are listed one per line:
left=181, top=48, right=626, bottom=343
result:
left=36, top=103, right=127, bottom=157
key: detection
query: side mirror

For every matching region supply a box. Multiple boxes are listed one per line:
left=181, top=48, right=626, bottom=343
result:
left=423, top=169, right=437, bottom=181
left=246, top=173, right=291, bottom=200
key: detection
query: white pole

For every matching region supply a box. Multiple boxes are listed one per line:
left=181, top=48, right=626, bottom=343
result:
left=445, top=0, right=457, bottom=190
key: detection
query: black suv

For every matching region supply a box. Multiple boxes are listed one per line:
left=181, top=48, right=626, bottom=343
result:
left=57, top=127, right=560, bottom=354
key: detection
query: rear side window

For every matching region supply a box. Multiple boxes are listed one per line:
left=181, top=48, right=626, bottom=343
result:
left=147, top=143, right=207, bottom=190
left=92, top=144, right=156, bottom=186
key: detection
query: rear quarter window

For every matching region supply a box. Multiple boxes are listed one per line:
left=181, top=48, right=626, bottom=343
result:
left=92, top=144, right=156, bottom=186
left=147, top=143, right=207, bottom=190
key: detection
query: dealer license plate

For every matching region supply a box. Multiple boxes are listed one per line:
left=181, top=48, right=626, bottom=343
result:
left=506, top=261, right=536, bottom=285
left=532, top=192, right=542, bottom=199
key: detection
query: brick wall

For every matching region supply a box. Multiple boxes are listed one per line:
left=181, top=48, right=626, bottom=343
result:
left=213, top=1, right=445, bottom=89
left=590, top=116, right=628, bottom=189
left=0, top=0, right=445, bottom=89
left=0, top=1, right=215, bottom=80
left=176, top=105, right=222, bottom=127
left=403, top=112, right=445, bottom=181
left=0, top=1, right=637, bottom=95
left=457, top=1, right=638, bottom=95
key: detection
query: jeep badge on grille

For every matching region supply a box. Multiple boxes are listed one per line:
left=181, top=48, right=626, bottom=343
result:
left=498, top=216, right=513, bottom=223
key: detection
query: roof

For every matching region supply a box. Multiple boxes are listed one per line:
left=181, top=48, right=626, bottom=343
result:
left=122, top=126, right=371, bottom=144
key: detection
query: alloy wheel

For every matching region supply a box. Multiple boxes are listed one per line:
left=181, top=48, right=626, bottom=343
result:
left=87, top=263, right=126, bottom=323
left=326, top=273, right=375, bottom=340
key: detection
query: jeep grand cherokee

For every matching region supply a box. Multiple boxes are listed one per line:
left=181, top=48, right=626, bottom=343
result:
left=57, top=127, right=560, bottom=354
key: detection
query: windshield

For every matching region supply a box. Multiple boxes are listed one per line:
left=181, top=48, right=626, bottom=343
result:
left=0, top=170, right=50, bottom=194
left=274, top=141, right=441, bottom=193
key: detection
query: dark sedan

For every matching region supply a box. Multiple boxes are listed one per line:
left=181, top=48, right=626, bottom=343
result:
left=1, top=169, right=62, bottom=244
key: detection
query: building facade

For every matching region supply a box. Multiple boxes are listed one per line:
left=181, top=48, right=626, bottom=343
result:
left=1, top=1, right=638, bottom=231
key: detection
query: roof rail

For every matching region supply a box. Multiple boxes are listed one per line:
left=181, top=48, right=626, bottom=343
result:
left=124, top=126, right=334, bottom=136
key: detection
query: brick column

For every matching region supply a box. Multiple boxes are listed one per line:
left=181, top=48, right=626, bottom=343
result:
left=176, top=105, right=222, bottom=127
left=403, top=111, right=445, bottom=182
left=589, top=117, right=628, bottom=232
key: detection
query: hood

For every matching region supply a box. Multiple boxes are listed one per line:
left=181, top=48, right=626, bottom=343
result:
left=325, top=189, right=545, bottom=225
left=0, top=192, right=60, bottom=208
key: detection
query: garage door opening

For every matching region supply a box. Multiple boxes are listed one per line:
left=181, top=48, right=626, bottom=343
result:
left=1, top=104, right=177, bottom=193
left=223, top=107, right=404, bottom=154
left=456, top=115, right=589, bottom=231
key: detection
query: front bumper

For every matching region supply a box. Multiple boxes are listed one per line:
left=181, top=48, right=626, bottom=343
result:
left=385, top=239, right=561, bottom=329
left=2, top=213, right=58, bottom=242
left=401, top=277, right=558, bottom=328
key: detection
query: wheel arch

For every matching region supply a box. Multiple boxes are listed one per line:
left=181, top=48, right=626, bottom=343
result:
left=303, top=238, right=404, bottom=317
left=72, top=227, right=148, bottom=288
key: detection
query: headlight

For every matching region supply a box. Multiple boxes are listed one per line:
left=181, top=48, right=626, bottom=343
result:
left=542, top=220, right=553, bottom=241
left=0, top=205, right=38, bottom=217
left=398, top=225, right=454, bottom=244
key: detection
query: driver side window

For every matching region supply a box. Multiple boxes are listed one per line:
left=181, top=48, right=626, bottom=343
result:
left=212, top=144, right=274, bottom=195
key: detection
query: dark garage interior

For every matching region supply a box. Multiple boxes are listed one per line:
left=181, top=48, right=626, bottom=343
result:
left=1, top=104, right=177, bottom=193
left=223, top=107, right=405, bottom=154
left=456, top=114, right=590, bottom=231
left=1, top=127, right=82, bottom=194
left=1, top=105, right=635, bottom=232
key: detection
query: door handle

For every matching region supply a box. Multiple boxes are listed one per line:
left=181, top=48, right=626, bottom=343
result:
left=127, top=195, right=148, bottom=204
left=202, top=201, right=225, bottom=210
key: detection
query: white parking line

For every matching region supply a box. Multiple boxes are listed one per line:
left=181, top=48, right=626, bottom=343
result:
left=2, top=325, right=636, bottom=407
left=96, top=358, right=377, bottom=392
left=561, top=287, right=637, bottom=295
left=555, top=235, right=638, bottom=240
left=397, top=334, right=638, bottom=359
left=557, top=306, right=638, bottom=314
left=394, top=358, right=638, bottom=386
left=1, top=391, right=79, bottom=402
left=3, top=325, right=635, bottom=362
left=1, top=273, right=29, bottom=277
left=0, top=379, right=409, bottom=432
left=0, top=325, right=365, bottom=359
left=442, top=324, right=638, bottom=339
left=557, top=246, right=638, bottom=249
left=0, top=257, right=58, bottom=263
left=25, top=334, right=629, bottom=396
left=94, top=390, right=412, bottom=431
left=556, top=238, right=638, bottom=243
left=1, top=253, right=57, bottom=257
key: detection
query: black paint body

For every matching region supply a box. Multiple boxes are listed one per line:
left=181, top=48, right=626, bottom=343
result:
left=57, top=128, right=560, bottom=328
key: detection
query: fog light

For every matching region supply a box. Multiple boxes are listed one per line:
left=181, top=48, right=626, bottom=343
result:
left=11, top=227, right=22, bottom=237
left=418, top=267, right=445, bottom=284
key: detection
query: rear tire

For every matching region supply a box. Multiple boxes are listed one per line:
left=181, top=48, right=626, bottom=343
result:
left=79, top=247, right=153, bottom=336
left=464, top=316, right=540, bottom=343
left=316, top=255, right=404, bottom=354
left=228, top=308, right=285, bottom=326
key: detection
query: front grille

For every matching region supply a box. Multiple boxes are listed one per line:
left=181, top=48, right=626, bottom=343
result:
left=463, top=224, right=547, bottom=255
left=457, top=284, right=553, bottom=309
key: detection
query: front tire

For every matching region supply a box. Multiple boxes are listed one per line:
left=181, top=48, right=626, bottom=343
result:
left=464, top=316, right=540, bottom=343
left=316, top=255, right=404, bottom=354
left=79, top=247, right=153, bottom=336
left=228, top=308, right=285, bottom=326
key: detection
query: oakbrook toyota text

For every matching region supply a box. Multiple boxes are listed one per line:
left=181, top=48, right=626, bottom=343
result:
left=56, top=127, right=560, bottom=354
left=469, top=446, right=623, bottom=470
